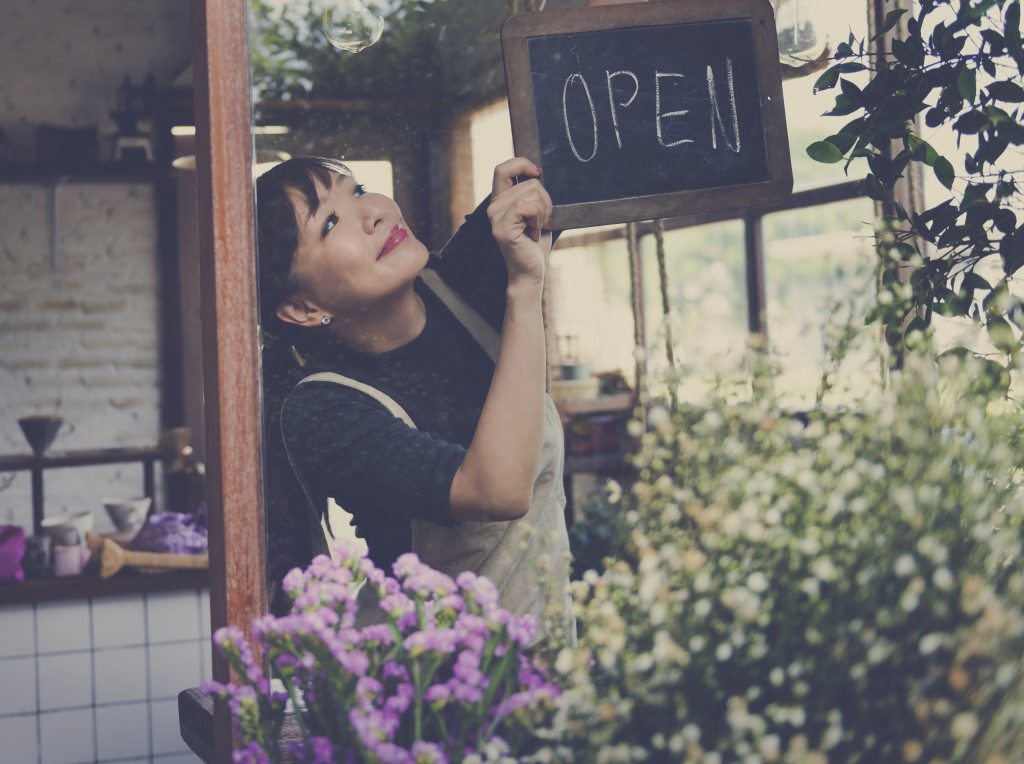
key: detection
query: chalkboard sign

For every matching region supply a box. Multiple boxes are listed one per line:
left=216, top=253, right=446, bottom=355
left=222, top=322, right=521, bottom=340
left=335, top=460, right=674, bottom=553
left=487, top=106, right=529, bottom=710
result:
left=502, top=0, right=792, bottom=229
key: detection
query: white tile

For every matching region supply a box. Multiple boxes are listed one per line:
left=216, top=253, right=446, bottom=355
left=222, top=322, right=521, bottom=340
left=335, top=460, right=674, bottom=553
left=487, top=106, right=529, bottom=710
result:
left=199, top=590, right=210, bottom=638
left=150, top=698, right=188, bottom=756
left=93, top=647, right=147, bottom=705
left=148, top=642, right=201, bottom=699
left=0, top=656, right=37, bottom=715
left=92, top=595, right=146, bottom=649
left=146, top=592, right=201, bottom=644
left=96, top=702, right=150, bottom=760
left=40, top=707, right=94, bottom=764
left=36, top=601, right=90, bottom=654
left=0, top=604, right=36, bottom=658
left=0, top=713, right=40, bottom=764
left=38, top=651, right=92, bottom=711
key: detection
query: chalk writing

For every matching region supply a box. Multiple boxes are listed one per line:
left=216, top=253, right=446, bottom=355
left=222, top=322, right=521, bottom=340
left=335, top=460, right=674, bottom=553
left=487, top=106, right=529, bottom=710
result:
left=655, top=72, right=693, bottom=148
left=558, top=58, right=741, bottom=162
left=708, top=58, right=741, bottom=153
left=562, top=72, right=598, bottom=163
left=606, top=69, right=640, bottom=150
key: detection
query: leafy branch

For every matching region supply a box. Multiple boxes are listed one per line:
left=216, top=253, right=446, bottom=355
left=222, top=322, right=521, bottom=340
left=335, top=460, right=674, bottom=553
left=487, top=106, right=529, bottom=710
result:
left=808, top=0, right=1024, bottom=362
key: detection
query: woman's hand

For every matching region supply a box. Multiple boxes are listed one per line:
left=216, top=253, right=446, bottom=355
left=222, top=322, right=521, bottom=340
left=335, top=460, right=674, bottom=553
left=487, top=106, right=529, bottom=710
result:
left=487, top=158, right=553, bottom=287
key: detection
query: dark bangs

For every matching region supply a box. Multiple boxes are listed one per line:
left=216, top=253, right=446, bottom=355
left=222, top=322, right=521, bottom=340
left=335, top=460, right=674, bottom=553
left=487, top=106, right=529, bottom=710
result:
left=255, top=156, right=352, bottom=341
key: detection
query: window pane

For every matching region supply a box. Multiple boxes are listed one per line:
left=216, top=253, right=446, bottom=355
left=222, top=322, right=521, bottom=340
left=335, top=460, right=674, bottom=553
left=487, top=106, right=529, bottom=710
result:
left=639, top=222, right=748, bottom=400
left=787, top=3, right=870, bottom=191
left=548, top=237, right=637, bottom=386
left=763, top=197, right=879, bottom=408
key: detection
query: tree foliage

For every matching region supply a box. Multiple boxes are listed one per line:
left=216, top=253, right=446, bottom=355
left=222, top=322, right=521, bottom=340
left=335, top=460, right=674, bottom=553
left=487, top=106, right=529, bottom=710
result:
left=809, top=0, right=1024, bottom=359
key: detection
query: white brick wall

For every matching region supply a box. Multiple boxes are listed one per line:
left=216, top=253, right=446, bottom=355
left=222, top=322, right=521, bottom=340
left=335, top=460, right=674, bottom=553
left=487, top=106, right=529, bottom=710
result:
left=0, top=183, right=163, bottom=529
left=0, top=0, right=191, bottom=531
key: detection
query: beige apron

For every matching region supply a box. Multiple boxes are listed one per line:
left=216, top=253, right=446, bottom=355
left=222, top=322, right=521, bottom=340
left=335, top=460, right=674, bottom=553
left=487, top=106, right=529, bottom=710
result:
left=285, top=267, right=576, bottom=647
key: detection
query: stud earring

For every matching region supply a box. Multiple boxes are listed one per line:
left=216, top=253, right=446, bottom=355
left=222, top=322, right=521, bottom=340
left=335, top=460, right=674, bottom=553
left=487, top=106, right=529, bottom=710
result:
left=321, top=315, right=332, bottom=326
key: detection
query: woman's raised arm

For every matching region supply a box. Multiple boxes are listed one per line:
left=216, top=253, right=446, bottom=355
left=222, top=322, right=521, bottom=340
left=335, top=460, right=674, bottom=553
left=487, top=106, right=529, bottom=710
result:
left=449, top=158, right=553, bottom=521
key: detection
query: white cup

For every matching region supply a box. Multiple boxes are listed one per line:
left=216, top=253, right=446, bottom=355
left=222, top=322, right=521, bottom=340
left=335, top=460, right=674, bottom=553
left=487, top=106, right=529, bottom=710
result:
left=53, top=544, right=84, bottom=577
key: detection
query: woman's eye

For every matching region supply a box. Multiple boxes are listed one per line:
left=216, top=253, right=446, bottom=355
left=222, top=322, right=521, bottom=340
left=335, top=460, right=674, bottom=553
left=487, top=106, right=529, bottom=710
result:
left=322, top=213, right=338, bottom=237
left=354, top=183, right=367, bottom=197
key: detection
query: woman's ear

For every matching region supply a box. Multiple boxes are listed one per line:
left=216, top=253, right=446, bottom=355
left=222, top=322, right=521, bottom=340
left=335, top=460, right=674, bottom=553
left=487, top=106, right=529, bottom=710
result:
left=276, top=296, right=324, bottom=329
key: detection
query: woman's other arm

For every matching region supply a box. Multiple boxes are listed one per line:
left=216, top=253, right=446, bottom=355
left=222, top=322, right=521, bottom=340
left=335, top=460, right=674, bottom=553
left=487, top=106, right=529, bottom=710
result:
left=449, top=158, right=552, bottom=521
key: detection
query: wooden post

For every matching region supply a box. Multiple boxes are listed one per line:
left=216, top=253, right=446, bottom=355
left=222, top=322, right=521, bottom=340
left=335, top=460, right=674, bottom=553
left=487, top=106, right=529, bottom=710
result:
left=191, top=0, right=267, bottom=760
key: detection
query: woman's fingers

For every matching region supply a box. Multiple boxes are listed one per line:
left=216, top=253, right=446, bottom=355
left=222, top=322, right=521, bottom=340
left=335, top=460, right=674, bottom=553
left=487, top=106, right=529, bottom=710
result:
left=497, top=194, right=548, bottom=243
left=488, top=179, right=553, bottom=224
left=492, top=157, right=542, bottom=198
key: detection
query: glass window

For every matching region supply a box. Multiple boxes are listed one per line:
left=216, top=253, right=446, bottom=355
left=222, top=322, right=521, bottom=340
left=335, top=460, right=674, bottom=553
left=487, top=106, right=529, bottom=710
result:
left=639, top=222, right=748, bottom=402
left=763, top=197, right=878, bottom=408
left=786, top=3, right=870, bottom=191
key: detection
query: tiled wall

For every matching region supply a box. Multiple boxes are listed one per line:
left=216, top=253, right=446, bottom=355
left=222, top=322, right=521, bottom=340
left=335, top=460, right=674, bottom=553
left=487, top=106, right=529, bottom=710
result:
left=0, top=589, right=210, bottom=764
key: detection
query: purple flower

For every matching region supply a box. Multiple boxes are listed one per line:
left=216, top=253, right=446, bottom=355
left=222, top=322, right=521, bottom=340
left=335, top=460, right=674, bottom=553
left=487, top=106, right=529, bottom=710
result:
left=232, top=741, right=271, bottom=764
left=456, top=571, right=499, bottom=612
left=404, top=628, right=459, bottom=656
left=411, top=741, right=449, bottom=764
left=308, top=736, right=335, bottom=764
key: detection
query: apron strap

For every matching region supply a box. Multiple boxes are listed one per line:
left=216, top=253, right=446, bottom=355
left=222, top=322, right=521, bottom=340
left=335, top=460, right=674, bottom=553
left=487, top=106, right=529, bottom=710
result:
left=283, top=372, right=419, bottom=553
left=294, top=371, right=417, bottom=428
left=419, top=267, right=501, bottom=363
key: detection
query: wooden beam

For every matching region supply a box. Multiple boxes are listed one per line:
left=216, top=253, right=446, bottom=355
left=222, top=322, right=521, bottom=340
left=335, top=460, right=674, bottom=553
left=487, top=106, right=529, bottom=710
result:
left=191, top=0, right=267, bottom=760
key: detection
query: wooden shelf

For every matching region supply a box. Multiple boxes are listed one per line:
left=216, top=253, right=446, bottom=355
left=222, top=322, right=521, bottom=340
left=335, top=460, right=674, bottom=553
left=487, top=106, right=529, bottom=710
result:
left=0, top=161, right=171, bottom=184
left=0, top=568, right=208, bottom=606
left=0, top=445, right=161, bottom=471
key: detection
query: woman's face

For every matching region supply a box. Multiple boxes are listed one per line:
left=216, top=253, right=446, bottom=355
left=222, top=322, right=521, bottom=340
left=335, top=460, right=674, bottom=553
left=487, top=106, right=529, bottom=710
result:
left=282, top=170, right=430, bottom=320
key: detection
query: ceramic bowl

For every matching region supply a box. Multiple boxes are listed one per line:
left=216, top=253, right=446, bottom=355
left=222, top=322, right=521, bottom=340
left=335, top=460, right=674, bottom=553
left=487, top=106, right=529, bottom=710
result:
left=102, top=497, right=152, bottom=533
left=40, top=511, right=94, bottom=546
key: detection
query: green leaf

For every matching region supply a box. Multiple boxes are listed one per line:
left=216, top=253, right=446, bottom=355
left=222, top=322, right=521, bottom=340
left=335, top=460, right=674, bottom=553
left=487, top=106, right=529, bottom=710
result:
left=987, top=80, right=1024, bottom=102
left=987, top=316, right=1018, bottom=355
left=807, top=140, right=844, bottom=163
left=908, top=135, right=939, bottom=166
left=814, top=67, right=841, bottom=92
left=872, top=8, right=908, bottom=41
left=934, top=156, right=956, bottom=189
left=864, top=174, right=890, bottom=202
left=957, top=66, right=977, bottom=102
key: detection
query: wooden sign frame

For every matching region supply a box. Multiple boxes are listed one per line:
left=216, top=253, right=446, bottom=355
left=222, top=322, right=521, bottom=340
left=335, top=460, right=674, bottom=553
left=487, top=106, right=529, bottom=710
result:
left=501, top=0, right=793, bottom=229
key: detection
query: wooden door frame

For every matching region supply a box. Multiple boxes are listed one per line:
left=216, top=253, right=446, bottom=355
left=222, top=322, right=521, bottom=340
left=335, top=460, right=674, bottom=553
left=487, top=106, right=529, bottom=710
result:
left=192, top=0, right=267, bottom=759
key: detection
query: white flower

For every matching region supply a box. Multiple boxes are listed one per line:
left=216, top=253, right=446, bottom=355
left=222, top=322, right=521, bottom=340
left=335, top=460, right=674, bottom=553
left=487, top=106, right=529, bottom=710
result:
left=919, top=632, right=944, bottom=656
left=689, top=635, right=707, bottom=652
left=800, top=578, right=821, bottom=599
left=951, top=712, right=980, bottom=742
left=932, top=566, right=954, bottom=591
left=895, top=554, right=915, bottom=577
left=769, top=667, right=785, bottom=687
left=759, top=734, right=781, bottom=761
left=681, top=723, right=701, bottom=743
left=811, top=557, right=839, bottom=582
left=715, top=643, right=733, bottom=661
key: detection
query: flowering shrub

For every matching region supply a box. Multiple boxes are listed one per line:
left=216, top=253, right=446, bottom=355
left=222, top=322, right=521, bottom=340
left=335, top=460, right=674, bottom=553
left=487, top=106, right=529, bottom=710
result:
left=206, top=545, right=560, bottom=763
left=540, top=352, right=1024, bottom=762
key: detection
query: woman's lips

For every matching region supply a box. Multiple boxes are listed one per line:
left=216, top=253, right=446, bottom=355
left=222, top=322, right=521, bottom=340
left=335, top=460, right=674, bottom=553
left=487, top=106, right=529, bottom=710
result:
left=378, top=225, right=408, bottom=259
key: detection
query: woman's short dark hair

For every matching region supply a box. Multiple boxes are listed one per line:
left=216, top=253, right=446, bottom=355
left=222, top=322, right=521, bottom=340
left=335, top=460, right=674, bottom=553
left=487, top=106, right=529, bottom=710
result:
left=255, top=155, right=352, bottom=351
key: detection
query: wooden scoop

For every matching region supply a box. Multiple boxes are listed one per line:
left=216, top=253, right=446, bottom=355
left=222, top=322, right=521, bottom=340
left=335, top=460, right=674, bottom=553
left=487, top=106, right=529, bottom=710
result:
left=87, top=532, right=208, bottom=579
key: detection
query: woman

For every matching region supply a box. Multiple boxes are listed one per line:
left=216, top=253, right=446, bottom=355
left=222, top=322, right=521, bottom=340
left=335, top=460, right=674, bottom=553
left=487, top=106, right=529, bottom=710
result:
left=258, top=155, right=574, bottom=646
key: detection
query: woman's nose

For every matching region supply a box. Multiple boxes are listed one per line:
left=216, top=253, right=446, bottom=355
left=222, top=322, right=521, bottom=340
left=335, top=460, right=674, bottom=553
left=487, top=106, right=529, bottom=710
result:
left=363, top=198, right=387, bottom=234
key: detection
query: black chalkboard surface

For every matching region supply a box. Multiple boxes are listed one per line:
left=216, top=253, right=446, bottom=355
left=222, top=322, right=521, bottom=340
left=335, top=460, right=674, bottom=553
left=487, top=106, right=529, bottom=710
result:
left=502, top=0, right=792, bottom=229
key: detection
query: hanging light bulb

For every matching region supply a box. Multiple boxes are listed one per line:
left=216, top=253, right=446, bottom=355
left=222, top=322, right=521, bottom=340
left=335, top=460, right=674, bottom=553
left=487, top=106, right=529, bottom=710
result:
left=773, top=0, right=827, bottom=68
left=322, top=0, right=385, bottom=54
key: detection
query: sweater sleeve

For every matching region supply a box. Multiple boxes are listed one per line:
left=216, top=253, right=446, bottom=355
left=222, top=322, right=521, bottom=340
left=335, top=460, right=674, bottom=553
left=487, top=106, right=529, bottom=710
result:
left=280, top=381, right=465, bottom=528
left=430, top=195, right=563, bottom=334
